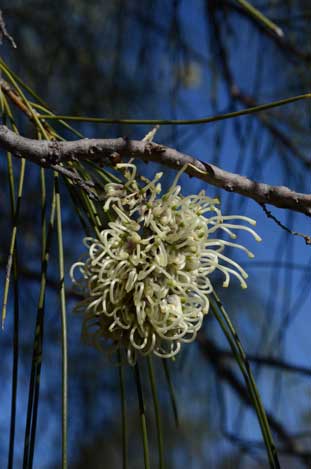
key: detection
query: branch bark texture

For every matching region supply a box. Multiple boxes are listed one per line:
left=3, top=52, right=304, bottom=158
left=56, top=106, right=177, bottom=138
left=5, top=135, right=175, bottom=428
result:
left=1, top=124, right=311, bottom=216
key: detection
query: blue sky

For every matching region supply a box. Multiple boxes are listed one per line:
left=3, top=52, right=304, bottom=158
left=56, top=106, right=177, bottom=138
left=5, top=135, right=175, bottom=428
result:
left=0, top=1, right=310, bottom=467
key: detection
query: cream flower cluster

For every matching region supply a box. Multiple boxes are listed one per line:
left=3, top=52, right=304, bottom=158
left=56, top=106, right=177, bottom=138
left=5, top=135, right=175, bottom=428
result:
left=70, top=164, right=261, bottom=364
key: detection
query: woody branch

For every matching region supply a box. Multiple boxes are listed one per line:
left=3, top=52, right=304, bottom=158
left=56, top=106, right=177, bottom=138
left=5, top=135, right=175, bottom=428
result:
left=0, top=124, right=311, bottom=216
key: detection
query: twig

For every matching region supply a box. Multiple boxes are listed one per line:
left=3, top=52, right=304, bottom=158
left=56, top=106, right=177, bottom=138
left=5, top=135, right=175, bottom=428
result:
left=1, top=124, right=311, bottom=216
left=224, top=431, right=311, bottom=461
left=198, top=336, right=311, bottom=378
left=50, top=164, right=98, bottom=200
left=261, top=204, right=311, bottom=245
left=0, top=78, right=52, bottom=135
left=221, top=0, right=311, bottom=62
left=198, top=336, right=311, bottom=465
left=0, top=10, right=17, bottom=49
left=207, top=4, right=311, bottom=168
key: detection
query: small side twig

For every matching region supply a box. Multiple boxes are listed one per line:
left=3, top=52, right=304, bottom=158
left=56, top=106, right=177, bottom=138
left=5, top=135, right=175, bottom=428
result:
left=0, top=11, right=17, bottom=49
left=51, top=164, right=99, bottom=200
left=261, top=204, right=311, bottom=245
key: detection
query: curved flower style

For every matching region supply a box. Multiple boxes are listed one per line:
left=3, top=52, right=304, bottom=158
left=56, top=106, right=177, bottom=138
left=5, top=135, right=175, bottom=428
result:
left=70, top=164, right=261, bottom=364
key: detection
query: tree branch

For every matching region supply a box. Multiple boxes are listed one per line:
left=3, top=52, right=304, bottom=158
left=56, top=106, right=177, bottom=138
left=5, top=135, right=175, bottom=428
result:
left=198, top=336, right=311, bottom=465
left=1, top=124, right=311, bottom=216
left=220, top=0, right=311, bottom=63
left=198, top=336, right=311, bottom=378
left=0, top=10, right=17, bottom=49
left=207, top=3, right=311, bottom=168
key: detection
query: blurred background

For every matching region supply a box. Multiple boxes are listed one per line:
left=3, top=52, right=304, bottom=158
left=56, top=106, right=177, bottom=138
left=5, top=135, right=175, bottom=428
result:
left=0, top=0, right=310, bottom=468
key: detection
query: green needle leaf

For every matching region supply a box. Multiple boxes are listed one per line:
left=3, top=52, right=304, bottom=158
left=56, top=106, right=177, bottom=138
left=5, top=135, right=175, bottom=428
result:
left=162, top=359, right=179, bottom=428
left=6, top=151, right=20, bottom=469
left=1, top=158, right=26, bottom=327
left=35, top=94, right=311, bottom=126
left=210, top=290, right=280, bottom=469
left=23, top=171, right=56, bottom=469
left=147, top=356, right=165, bottom=469
left=55, top=174, right=68, bottom=469
left=118, top=354, right=128, bottom=469
left=134, top=363, right=150, bottom=469
left=236, top=0, right=284, bottom=38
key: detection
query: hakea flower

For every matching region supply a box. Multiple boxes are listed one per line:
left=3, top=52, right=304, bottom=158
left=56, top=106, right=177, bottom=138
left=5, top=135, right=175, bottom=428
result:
left=70, top=164, right=261, bottom=365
